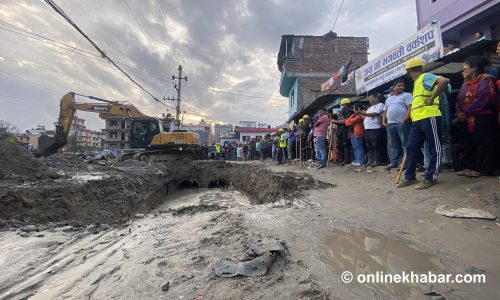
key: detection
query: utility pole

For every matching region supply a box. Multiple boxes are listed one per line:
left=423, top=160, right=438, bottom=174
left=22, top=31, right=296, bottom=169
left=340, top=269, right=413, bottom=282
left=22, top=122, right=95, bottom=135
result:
left=164, top=65, right=187, bottom=130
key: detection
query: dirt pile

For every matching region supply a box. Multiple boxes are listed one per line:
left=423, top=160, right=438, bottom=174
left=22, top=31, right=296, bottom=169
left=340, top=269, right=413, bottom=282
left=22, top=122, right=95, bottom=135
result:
left=1, top=158, right=331, bottom=226
left=0, top=156, right=169, bottom=225
left=0, top=141, right=46, bottom=178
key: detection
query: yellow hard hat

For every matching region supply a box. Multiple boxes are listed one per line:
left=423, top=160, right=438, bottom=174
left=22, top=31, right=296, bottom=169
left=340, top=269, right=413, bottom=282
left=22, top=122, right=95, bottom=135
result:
left=303, top=114, right=310, bottom=119
left=340, top=98, right=351, bottom=105
left=279, top=128, right=284, bottom=132
left=404, top=57, right=425, bottom=70
left=262, top=135, right=266, bottom=139
left=298, top=118, right=304, bottom=124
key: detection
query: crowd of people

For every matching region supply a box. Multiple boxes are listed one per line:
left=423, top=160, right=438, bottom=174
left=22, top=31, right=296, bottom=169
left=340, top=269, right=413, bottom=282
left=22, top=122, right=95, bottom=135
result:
left=199, top=44, right=500, bottom=190
left=197, top=127, right=293, bottom=163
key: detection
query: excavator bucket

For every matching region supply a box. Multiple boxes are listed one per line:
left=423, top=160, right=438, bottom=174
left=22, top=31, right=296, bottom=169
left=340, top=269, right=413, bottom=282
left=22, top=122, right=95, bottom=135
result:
left=38, top=135, right=66, bottom=157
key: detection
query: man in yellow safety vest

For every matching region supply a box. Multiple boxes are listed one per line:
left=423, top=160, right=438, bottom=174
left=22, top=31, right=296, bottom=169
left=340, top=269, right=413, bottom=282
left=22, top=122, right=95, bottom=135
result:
left=277, top=128, right=288, bottom=164
left=397, top=57, right=450, bottom=190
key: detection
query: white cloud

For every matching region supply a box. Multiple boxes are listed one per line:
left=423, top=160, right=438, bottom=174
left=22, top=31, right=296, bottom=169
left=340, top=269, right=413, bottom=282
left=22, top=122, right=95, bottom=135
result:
left=0, top=0, right=417, bottom=131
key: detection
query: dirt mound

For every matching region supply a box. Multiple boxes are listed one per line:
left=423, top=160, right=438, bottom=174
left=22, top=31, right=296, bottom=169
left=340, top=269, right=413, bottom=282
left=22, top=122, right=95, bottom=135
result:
left=0, top=160, right=331, bottom=226
left=0, top=141, right=45, bottom=178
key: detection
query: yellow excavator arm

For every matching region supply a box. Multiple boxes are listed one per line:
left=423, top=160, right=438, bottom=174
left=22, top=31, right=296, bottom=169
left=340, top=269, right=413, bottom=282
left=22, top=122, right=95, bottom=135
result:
left=39, top=92, right=147, bottom=156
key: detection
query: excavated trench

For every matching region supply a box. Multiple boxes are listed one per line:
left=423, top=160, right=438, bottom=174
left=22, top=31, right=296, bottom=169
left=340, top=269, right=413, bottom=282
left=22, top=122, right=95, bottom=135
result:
left=127, top=161, right=331, bottom=220
left=0, top=156, right=331, bottom=226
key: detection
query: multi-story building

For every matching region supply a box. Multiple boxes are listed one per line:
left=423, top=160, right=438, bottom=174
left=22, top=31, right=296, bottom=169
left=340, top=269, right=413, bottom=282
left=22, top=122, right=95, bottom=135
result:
left=68, top=116, right=103, bottom=150
left=90, top=131, right=104, bottom=149
left=277, top=33, right=368, bottom=121
left=238, top=121, right=256, bottom=128
left=100, top=115, right=131, bottom=150
left=415, top=0, right=500, bottom=47
left=17, top=125, right=53, bottom=149
left=214, top=123, right=233, bottom=143
left=181, top=119, right=212, bottom=145
left=69, top=116, right=89, bottom=148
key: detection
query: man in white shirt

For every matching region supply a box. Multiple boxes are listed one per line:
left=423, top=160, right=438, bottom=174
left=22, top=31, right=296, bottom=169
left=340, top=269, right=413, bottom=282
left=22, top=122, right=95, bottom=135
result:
left=358, top=93, right=386, bottom=166
left=382, top=79, right=412, bottom=169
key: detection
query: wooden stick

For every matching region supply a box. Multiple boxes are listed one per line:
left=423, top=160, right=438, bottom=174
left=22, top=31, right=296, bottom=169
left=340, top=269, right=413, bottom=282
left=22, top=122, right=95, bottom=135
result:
left=327, top=135, right=332, bottom=167
left=395, top=152, right=407, bottom=184
left=299, top=137, right=302, bottom=165
left=295, top=136, right=298, bottom=161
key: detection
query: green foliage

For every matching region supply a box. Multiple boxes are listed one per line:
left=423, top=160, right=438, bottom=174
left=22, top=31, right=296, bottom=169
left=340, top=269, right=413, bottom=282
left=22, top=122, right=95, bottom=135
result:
left=8, top=135, right=20, bottom=144
left=67, top=134, right=79, bottom=152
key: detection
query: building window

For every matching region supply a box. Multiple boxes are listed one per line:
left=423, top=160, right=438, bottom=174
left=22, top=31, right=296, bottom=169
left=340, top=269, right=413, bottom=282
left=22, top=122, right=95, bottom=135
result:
left=289, top=88, right=295, bottom=107
left=109, top=120, right=118, bottom=127
left=110, top=132, right=117, bottom=139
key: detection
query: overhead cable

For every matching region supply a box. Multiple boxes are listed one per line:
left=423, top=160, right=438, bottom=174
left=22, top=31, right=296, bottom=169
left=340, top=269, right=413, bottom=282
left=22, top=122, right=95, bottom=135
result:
left=43, top=0, right=164, bottom=105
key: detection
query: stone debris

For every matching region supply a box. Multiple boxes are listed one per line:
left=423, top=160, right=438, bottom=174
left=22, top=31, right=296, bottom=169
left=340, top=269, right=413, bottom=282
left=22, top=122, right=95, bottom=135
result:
left=214, top=252, right=276, bottom=277
left=434, top=205, right=496, bottom=220
left=214, top=236, right=288, bottom=278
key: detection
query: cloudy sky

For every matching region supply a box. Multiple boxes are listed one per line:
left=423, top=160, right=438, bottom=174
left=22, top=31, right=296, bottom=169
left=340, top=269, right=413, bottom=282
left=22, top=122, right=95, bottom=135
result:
left=0, top=0, right=417, bottom=131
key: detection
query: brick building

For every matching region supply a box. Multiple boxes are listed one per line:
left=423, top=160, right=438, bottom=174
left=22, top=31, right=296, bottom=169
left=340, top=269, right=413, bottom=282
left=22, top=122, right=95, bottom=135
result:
left=277, top=33, right=368, bottom=121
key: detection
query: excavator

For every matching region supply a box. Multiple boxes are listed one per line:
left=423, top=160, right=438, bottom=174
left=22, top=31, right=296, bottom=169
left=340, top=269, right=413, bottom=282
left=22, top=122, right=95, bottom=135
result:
left=38, top=92, right=200, bottom=161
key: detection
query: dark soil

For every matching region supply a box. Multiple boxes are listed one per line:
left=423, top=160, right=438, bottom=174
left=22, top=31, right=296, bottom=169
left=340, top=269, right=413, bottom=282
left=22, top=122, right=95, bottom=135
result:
left=0, top=141, right=46, bottom=178
left=0, top=151, right=331, bottom=225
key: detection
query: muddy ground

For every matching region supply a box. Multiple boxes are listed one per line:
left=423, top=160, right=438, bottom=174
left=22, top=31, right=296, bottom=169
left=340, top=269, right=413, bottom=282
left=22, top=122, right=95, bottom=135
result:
left=0, top=141, right=325, bottom=224
left=1, top=141, right=499, bottom=299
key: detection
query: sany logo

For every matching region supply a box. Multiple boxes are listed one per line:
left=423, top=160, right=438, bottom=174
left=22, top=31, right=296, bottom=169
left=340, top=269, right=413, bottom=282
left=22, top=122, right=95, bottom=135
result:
left=92, top=106, right=109, bottom=111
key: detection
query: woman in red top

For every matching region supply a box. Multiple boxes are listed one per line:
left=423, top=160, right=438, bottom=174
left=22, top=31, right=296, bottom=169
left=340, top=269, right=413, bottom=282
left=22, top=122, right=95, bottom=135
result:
left=456, top=56, right=498, bottom=176
left=345, top=103, right=366, bottom=166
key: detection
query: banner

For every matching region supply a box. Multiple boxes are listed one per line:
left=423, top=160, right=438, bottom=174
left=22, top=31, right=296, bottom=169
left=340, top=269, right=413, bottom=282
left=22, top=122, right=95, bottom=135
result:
left=355, top=22, right=443, bottom=94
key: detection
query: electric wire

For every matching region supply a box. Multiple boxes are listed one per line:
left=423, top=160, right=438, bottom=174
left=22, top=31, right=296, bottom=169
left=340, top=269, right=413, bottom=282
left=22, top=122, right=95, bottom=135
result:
left=331, top=0, right=345, bottom=31
left=152, top=0, right=183, bottom=65
left=1, top=20, right=286, bottom=102
left=0, top=94, right=173, bottom=110
left=43, top=0, right=164, bottom=105
left=122, top=0, right=150, bottom=43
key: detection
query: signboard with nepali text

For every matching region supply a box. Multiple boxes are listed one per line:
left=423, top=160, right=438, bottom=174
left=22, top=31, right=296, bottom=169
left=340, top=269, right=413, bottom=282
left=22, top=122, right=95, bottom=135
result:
left=355, top=22, right=443, bottom=94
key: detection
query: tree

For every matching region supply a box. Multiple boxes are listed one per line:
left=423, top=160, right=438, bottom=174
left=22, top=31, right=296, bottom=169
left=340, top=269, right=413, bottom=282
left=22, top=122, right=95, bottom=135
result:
left=67, top=134, right=79, bottom=152
left=0, top=120, right=20, bottom=140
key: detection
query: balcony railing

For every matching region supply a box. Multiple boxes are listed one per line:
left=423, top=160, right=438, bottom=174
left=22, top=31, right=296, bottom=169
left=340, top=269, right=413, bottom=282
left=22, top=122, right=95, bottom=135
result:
left=105, top=137, right=122, bottom=142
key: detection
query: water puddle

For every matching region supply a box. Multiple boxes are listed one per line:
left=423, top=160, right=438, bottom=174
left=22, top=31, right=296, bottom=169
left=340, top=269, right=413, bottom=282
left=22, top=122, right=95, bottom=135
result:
left=320, top=228, right=441, bottom=297
left=70, top=172, right=107, bottom=182
left=158, top=188, right=251, bottom=209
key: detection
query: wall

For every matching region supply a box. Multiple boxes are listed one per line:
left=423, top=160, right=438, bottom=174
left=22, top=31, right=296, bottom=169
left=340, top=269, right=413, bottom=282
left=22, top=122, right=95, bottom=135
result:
left=286, top=36, right=368, bottom=74
left=289, top=36, right=368, bottom=119
left=416, top=0, right=492, bottom=30
left=416, top=0, right=499, bottom=46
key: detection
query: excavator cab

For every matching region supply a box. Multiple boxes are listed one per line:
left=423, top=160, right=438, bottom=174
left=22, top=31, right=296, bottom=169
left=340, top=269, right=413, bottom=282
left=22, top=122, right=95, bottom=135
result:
left=129, top=117, right=161, bottom=149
